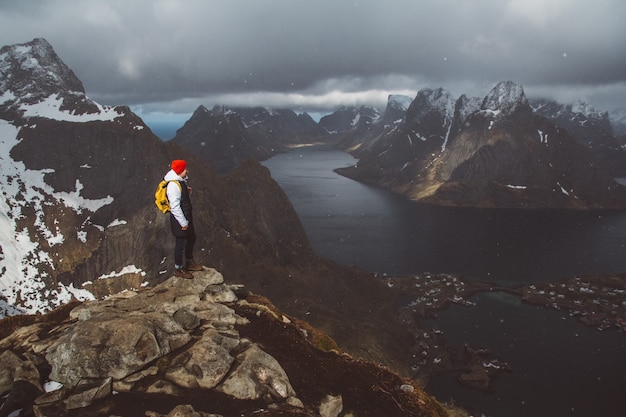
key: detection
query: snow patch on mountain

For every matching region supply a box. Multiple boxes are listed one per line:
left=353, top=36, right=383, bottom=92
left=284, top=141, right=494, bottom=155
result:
left=96, top=265, right=147, bottom=281
left=17, top=94, right=122, bottom=122
left=571, top=101, right=606, bottom=120
left=0, top=118, right=115, bottom=316
left=413, top=88, right=456, bottom=119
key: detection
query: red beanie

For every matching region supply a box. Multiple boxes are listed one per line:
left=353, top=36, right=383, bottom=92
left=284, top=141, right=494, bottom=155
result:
left=171, top=159, right=187, bottom=175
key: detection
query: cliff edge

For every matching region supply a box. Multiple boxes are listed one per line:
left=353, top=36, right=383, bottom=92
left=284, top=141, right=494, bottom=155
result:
left=0, top=268, right=454, bottom=417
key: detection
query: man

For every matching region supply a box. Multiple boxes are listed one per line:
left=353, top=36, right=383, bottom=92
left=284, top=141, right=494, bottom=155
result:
left=164, top=159, right=203, bottom=278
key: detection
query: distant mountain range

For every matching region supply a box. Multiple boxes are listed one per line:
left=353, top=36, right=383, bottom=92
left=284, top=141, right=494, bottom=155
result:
left=329, top=82, right=626, bottom=209
left=170, top=104, right=327, bottom=174
left=163, top=80, right=626, bottom=209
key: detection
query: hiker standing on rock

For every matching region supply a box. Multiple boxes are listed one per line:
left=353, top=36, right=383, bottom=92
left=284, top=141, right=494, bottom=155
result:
left=164, top=159, right=203, bottom=278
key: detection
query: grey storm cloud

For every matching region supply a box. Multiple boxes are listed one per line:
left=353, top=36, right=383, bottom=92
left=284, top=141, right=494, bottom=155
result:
left=2, top=0, right=626, bottom=117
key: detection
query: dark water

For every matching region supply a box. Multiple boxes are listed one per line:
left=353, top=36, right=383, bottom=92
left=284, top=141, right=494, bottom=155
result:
left=145, top=121, right=181, bottom=141
left=263, top=147, right=626, bottom=284
left=426, top=292, right=625, bottom=417
left=262, top=147, right=626, bottom=417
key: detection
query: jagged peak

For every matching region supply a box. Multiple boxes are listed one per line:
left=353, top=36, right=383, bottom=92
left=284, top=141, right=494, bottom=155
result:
left=571, top=100, right=608, bottom=119
left=209, top=104, right=235, bottom=115
left=353, top=105, right=381, bottom=126
left=408, top=87, right=456, bottom=120
left=358, top=104, right=381, bottom=116
left=0, top=38, right=123, bottom=121
left=455, top=94, right=482, bottom=120
left=531, top=98, right=609, bottom=121
left=481, top=80, right=529, bottom=115
left=387, top=94, right=413, bottom=112
left=1, top=38, right=85, bottom=99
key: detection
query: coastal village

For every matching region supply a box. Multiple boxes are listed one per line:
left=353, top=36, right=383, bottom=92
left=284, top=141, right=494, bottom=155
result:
left=520, top=273, right=626, bottom=332
left=382, top=271, right=626, bottom=391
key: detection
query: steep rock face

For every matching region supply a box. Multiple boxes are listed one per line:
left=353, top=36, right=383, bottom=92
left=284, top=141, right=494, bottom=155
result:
left=171, top=105, right=270, bottom=174
left=381, top=94, right=412, bottom=126
left=337, top=81, right=626, bottom=209
left=339, top=105, right=384, bottom=151
left=318, top=106, right=360, bottom=134
left=0, top=38, right=98, bottom=118
left=334, top=98, right=413, bottom=155
left=336, top=87, right=456, bottom=186
left=532, top=98, right=626, bottom=177
left=480, top=80, right=528, bottom=115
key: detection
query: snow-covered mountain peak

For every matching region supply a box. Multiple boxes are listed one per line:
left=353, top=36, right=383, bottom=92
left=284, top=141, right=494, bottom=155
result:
left=387, top=94, right=413, bottom=112
left=481, top=80, right=528, bottom=115
left=408, top=87, right=456, bottom=121
left=1, top=38, right=83, bottom=102
left=1, top=38, right=122, bottom=122
left=354, top=105, right=382, bottom=126
left=571, top=100, right=607, bottom=119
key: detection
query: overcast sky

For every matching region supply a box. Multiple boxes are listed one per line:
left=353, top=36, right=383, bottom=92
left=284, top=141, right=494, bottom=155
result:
left=2, top=0, right=626, bottom=124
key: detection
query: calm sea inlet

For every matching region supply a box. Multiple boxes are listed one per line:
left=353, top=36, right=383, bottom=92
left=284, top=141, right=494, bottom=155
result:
left=262, top=146, right=626, bottom=417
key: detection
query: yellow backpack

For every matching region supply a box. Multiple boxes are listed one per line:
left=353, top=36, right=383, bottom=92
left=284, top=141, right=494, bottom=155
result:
left=154, top=180, right=181, bottom=213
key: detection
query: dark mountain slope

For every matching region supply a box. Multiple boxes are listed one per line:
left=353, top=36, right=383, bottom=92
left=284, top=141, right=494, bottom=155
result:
left=337, top=81, right=626, bottom=209
left=172, top=105, right=329, bottom=174
left=171, top=105, right=271, bottom=174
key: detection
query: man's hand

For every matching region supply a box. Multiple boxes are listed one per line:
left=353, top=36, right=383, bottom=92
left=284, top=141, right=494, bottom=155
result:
left=181, top=225, right=189, bottom=230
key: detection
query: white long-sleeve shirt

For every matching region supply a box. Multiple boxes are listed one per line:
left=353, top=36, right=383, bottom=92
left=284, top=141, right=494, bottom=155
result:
left=164, top=169, right=188, bottom=227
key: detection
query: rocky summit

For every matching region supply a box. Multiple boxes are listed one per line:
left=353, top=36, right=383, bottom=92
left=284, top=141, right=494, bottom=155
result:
left=0, top=268, right=447, bottom=417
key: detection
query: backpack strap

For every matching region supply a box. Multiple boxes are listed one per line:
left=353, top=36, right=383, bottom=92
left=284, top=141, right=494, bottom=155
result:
left=166, top=180, right=182, bottom=191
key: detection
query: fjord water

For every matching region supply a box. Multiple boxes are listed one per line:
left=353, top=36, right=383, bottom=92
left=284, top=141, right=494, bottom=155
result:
left=262, top=146, right=626, bottom=417
left=263, top=146, right=626, bottom=283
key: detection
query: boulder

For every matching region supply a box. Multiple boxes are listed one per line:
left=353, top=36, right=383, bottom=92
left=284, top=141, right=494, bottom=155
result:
left=165, top=329, right=239, bottom=389
left=45, top=312, right=191, bottom=386
left=0, top=268, right=299, bottom=413
left=0, top=350, right=25, bottom=394
left=319, top=394, right=343, bottom=417
left=145, top=404, right=223, bottom=417
left=216, top=342, right=296, bottom=400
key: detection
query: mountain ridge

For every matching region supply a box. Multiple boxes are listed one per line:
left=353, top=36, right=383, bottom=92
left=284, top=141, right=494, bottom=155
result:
left=334, top=81, right=626, bottom=209
left=171, top=104, right=329, bottom=174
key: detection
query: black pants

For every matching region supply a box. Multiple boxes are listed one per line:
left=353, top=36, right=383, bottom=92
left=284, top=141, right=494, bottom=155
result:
left=174, top=225, right=196, bottom=267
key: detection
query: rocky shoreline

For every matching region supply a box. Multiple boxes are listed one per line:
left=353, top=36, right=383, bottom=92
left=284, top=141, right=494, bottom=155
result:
left=519, top=273, right=626, bottom=332
left=382, top=271, right=626, bottom=391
